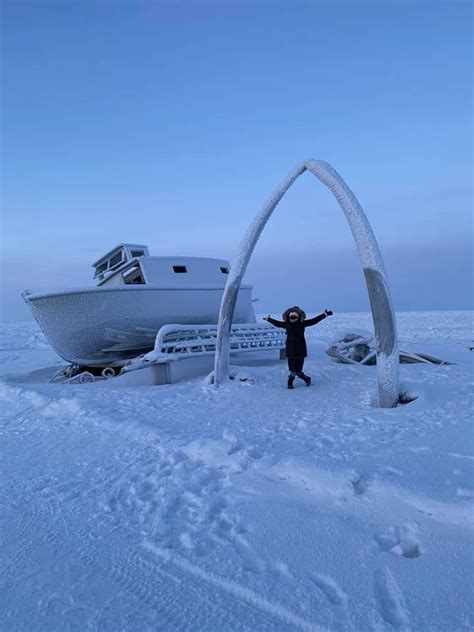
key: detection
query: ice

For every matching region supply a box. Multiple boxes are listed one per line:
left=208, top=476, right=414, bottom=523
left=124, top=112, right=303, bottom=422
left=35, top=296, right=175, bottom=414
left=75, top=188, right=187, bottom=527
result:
left=1, top=311, right=473, bottom=631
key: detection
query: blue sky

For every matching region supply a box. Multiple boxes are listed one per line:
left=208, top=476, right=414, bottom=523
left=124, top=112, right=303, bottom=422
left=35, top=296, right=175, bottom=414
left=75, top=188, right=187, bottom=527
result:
left=1, top=0, right=472, bottom=319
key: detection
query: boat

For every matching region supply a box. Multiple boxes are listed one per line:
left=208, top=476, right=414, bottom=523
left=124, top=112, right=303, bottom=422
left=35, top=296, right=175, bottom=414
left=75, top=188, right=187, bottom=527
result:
left=22, top=244, right=256, bottom=367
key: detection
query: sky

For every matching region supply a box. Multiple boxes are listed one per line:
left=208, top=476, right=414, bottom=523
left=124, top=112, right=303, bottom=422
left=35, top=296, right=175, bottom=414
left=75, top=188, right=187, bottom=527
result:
left=1, top=0, right=472, bottom=320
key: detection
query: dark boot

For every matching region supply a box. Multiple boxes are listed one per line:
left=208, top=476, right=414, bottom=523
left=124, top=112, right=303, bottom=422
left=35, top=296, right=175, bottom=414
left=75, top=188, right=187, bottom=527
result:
left=287, top=373, right=295, bottom=389
left=298, top=373, right=311, bottom=386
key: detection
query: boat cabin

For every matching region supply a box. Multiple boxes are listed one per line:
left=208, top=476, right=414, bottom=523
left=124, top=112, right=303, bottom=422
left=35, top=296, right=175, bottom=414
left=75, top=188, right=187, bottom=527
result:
left=93, top=244, right=149, bottom=284
left=92, top=244, right=231, bottom=288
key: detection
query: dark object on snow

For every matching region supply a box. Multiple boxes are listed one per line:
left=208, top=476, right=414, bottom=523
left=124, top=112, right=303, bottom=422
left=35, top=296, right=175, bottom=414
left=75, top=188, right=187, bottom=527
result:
left=287, top=357, right=307, bottom=387
left=287, top=370, right=311, bottom=388
left=266, top=306, right=332, bottom=388
left=326, top=333, right=454, bottom=366
left=399, top=391, right=419, bottom=404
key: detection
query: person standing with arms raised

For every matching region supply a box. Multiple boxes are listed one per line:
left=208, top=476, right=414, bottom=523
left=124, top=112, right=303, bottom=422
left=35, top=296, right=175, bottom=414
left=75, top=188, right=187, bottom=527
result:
left=264, top=306, right=333, bottom=389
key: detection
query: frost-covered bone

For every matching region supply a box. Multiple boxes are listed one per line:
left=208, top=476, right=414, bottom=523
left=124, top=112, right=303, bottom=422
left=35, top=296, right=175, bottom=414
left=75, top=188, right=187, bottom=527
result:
left=326, top=332, right=375, bottom=365
left=214, top=159, right=400, bottom=408
left=327, top=332, right=453, bottom=368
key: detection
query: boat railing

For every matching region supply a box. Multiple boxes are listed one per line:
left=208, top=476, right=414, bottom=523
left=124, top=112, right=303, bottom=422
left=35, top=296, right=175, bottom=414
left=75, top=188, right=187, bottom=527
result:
left=122, top=323, right=286, bottom=372
left=154, top=323, right=285, bottom=355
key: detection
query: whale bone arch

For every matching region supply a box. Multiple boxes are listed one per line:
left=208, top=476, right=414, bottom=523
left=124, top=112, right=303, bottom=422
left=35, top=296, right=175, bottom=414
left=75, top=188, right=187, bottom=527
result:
left=213, top=159, right=400, bottom=408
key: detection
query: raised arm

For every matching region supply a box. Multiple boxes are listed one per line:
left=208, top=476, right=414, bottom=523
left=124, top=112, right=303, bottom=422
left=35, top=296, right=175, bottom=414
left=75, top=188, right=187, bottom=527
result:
left=304, top=309, right=333, bottom=327
left=264, top=316, right=286, bottom=329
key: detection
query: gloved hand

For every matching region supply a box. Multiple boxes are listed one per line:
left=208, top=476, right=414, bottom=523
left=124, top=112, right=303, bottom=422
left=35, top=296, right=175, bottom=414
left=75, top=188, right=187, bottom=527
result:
left=324, top=309, right=333, bottom=317
left=263, top=315, right=270, bottom=321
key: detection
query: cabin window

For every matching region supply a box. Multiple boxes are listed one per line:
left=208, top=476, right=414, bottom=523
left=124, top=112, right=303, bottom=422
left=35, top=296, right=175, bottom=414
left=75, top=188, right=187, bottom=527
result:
left=96, top=263, right=108, bottom=275
left=220, top=266, right=229, bottom=274
left=123, top=265, right=145, bottom=285
left=173, top=265, right=187, bottom=273
left=109, top=251, right=123, bottom=268
left=131, top=250, right=144, bottom=258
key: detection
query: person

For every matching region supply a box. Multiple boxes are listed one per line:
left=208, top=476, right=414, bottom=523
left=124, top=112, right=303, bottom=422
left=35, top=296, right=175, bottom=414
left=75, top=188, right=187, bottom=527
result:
left=264, top=306, right=333, bottom=389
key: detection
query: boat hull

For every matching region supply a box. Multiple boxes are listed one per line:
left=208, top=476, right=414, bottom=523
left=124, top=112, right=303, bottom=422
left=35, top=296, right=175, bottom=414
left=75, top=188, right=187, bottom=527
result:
left=23, top=285, right=256, bottom=366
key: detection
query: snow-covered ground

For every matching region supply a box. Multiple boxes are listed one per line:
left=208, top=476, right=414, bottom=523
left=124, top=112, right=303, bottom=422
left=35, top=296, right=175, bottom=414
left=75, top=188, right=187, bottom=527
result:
left=1, top=311, right=473, bottom=632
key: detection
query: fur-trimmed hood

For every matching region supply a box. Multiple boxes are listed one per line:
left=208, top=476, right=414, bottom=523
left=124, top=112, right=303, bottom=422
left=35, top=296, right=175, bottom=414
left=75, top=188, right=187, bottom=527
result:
left=282, top=306, right=306, bottom=322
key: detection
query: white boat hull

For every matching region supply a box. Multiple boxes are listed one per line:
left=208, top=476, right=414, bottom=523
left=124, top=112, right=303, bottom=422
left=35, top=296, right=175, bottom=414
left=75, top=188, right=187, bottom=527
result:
left=23, top=285, right=256, bottom=366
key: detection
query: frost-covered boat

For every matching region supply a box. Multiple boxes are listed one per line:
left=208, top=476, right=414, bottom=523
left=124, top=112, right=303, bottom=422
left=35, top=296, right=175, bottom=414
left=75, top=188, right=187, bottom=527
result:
left=22, top=244, right=256, bottom=367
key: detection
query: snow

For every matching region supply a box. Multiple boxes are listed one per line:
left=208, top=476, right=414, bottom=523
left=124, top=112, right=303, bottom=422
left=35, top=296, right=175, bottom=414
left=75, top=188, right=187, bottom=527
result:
left=214, top=160, right=399, bottom=408
left=1, top=311, right=473, bottom=631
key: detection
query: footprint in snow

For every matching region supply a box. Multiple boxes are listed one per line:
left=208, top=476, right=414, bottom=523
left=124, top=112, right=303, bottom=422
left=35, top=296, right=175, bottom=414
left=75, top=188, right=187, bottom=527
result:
left=309, top=573, right=354, bottom=629
left=309, top=573, right=347, bottom=606
left=351, top=472, right=371, bottom=496
left=376, top=522, right=421, bottom=558
left=373, top=566, right=410, bottom=628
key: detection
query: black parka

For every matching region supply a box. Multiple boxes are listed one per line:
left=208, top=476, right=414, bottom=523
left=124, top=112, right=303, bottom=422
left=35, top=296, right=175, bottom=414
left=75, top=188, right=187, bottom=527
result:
left=267, top=306, right=327, bottom=358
